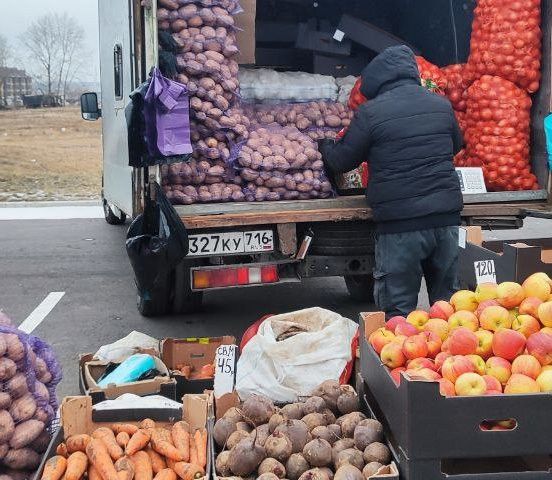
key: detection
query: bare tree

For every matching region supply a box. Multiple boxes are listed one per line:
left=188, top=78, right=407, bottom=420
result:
left=0, top=34, right=11, bottom=67
left=21, top=13, right=84, bottom=98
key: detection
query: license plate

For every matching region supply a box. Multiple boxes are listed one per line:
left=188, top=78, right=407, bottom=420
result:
left=188, top=230, right=274, bottom=257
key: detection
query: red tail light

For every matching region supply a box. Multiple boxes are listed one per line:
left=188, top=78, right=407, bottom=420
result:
left=192, top=265, right=280, bottom=290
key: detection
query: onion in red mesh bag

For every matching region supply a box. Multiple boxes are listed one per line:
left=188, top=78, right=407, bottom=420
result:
left=464, top=75, right=538, bottom=191
left=467, top=0, right=542, bottom=93
left=442, top=64, right=471, bottom=112
left=416, top=56, right=447, bottom=95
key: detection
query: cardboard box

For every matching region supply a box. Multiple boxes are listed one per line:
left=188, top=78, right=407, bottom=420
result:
left=161, top=336, right=236, bottom=397
left=235, top=0, right=256, bottom=64
left=79, top=353, right=177, bottom=403
left=359, top=312, right=552, bottom=479
left=34, top=394, right=212, bottom=480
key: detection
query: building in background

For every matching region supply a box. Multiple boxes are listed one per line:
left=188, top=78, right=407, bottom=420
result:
left=0, top=67, right=32, bottom=107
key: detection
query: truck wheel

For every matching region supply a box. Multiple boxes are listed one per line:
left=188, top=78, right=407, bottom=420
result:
left=308, top=221, right=375, bottom=256
left=172, top=262, right=203, bottom=314
left=345, top=275, right=375, bottom=303
left=103, top=200, right=126, bottom=225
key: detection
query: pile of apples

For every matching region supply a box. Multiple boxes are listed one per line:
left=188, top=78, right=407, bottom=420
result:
left=369, top=272, right=552, bottom=397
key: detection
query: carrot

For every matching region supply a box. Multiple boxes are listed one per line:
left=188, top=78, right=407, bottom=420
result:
left=114, top=456, right=135, bottom=480
left=111, top=424, right=139, bottom=436
left=116, top=432, right=130, bottom=449
left=153, top=469, right=176, bottom=480
left=86, top=438, right=118, bottom=480
left=130, top=451, right=153, bottom=480
left=88, top=465, right=102, bottom=480
left=125, top=429, right=151, bottom=456
left=139, top=419, right=156, bottom=430
left=56, top=443, right=69, bottom=458
left=93, top=427, right=124, bottom=461
left=41, top=455, right=67, bottom=480
left=171, top=422, right=190, bottom=463
left=172, top=462, right=204, bottom=480
left=66, top=434, right=92, bottom=454
left=188, top=434, right=197, bottom=467
left=146, top=446, right=167, bottom=474
left=195, top=429, right=207, bottom=469
left=166, top=458, right=177, bottom=471
left=65, top=451, right=88, bottom=480
left=151, top=429, right=184, bottom=461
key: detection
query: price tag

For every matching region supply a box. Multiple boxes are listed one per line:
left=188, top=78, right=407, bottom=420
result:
left=214, top=345, right=237, bottom=398
left=474, top=260, right=497, bottom=285
left=456, top=168, right=487, bottom=194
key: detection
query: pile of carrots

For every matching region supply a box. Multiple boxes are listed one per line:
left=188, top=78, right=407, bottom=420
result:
left=41, top=419, right=208, bottom=480
left=175, top=364, right=215, bottom=380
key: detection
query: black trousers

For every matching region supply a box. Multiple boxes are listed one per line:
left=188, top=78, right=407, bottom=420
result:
left=374, top=226, right=460, bottom=318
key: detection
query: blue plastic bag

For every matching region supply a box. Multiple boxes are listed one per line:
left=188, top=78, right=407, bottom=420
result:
left=544, top=114, right=552, bottom=171
left=97, top=354, right=156, bottom=387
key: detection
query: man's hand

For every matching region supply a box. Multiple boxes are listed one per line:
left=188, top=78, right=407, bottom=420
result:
left=317, top=139, right=339, bottom=190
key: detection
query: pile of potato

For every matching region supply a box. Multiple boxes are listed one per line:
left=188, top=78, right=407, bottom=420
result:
left=158, top=0, right=244, bottom=204
left=237, top=126, right=333, bottom=201
left=213, top=380, right=393, bottom=480
left=244, top=102, right=353, bottom=141
left=0, top=314, right=62, bottom=477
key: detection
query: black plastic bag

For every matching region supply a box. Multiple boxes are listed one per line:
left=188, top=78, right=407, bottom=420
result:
left=126, top=182, right=188, bottom=299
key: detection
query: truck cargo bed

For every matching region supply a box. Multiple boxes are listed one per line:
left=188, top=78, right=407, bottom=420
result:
left=178, top=194, right=550, bottom=229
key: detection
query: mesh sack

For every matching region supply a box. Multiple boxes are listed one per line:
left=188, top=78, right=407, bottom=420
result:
left=0, top=318, right=62, bottom=473
left=161, top=0, right=242, bottom=15
left=464, top=75, right=539, bottom=191
left=442, top=64, right=471, bottom=112
left=416, top=56, right=448, bottom=95
left=467, top=0, right=542, bottom=93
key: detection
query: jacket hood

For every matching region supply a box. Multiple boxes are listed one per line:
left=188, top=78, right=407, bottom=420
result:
left=360, top=45, right=420, bottom=99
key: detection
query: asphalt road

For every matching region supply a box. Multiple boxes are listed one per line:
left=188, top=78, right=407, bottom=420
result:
left=0, top=215, right=550, bottom=398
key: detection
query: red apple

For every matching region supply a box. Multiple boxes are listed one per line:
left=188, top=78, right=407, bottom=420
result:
left=522, top=274, right=551, bottom=302
left=512, top=314, right=541, bottom=339
left=448, top=311, right=479, bottom=332
left=466, top=354, right=486, bottom=375
left=538, top=301, right=552, bottom=328
left=511, top=354, right=542, bottom=379
left=492, top=329, right=526, bottom=361
left=407, top=357, right=437, bottom=371
left=475, top=299, right=500, bottom=318
left=380, top=342, right=406, bottom=368
left=442, top=355, right=475, bottom=383
left=474, top=329, right=494, bottom=359
left=483, top=374, right=502, bottom=392
left=497, top=282, right=526, bottom=309
left=504, top=373, right=540, bottom=394
left=420, top=331, right=442, bottom=358
left=485, top=356, right=512, bottom=385
left=486, top=390, right=503, bottom=396
left=518, top=297, right=543, bottom=318
left=389, top=366, right=406, bottom=386
left=386, top=315, right=407, bottom=332
left=406, top=310, right=430, bottom=330
left=424, top=318, right=449, bottom=341
left=395, top=322, right=419, bottom=337
left=475, top=282, right=498, bottom=302
left=402, top=334, right=429, bottom=360
left=429, top=301, right=454, bottom=320
left=438, top=378, right=456, bottom=397
left=480, top=305, right=512, bottom=332
left=526, top=331, right=552, bottom=366
left=455, top=372, right=487, bottom=396
left=448, top=327, right=478, bottom=356
left=405, top=368, right=441, bottom=381
left=392, top=335, right=407, bottom=349
left=435, top=351, right=452, bottom=372
left=369, top=327, right=396, bottom=354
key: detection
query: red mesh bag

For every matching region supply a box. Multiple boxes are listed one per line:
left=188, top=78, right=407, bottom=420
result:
left=348, top=78, right=367, bottom=110
left=416, top=56, right=447, bottom=95
left=442, top=64, right=471, bottom=112
left=464, top=75, right=539, bottom=191
left=467, top=0, right=542, bottom=93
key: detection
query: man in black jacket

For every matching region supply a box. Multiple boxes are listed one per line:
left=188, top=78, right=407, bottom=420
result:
left=320, top=45, right=464, bottom=318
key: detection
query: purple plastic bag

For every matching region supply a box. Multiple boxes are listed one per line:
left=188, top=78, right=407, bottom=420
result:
left=145, top=67, right=193, bottom=157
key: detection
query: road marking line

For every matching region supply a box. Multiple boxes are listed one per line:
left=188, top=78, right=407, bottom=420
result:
left=18, top=292, right=65, bottom=334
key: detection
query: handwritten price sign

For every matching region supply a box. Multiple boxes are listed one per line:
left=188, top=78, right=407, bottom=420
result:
left=214, top=344, right=237, bottom=398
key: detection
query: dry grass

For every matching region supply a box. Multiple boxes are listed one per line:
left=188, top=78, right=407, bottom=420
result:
left=0, top=106, right=102, bottom=201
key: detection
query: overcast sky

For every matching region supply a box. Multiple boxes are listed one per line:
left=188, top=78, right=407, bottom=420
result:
left=1, top=0, right=100, bottom=82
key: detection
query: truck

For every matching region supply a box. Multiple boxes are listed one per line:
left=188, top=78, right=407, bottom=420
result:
left=81, top=0, right=551, bottom=316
